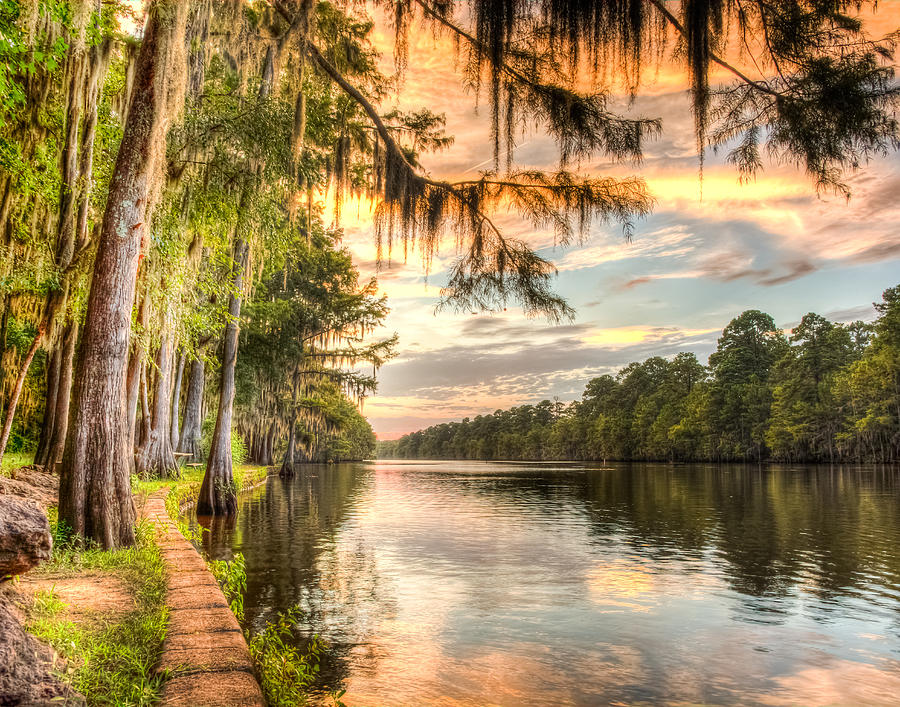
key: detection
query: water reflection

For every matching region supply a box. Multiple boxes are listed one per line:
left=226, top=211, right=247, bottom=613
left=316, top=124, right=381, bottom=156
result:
left=192, top=461, right=900, bottom=706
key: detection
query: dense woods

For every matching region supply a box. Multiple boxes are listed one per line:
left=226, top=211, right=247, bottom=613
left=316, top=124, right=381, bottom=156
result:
left=1, top=0, right=898, bottom=545
left=381, top=286, right=900, bottom=464
left=1, top=1, right=401, bottom=538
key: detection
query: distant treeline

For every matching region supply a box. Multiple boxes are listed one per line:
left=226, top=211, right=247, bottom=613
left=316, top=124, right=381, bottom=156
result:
left=378, top=286, right=900, bottom=464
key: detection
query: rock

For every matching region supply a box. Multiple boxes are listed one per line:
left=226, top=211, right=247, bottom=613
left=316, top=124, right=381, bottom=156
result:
left=0, top=591, right=82, bottom=706
left=0, top=497, right=52, bottom=581
left=0, top=467, right=59, bottom=510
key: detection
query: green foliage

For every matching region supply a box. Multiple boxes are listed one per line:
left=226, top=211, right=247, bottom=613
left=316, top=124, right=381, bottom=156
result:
left=0, top=0, right=129, bottom=457
left=199, top=420, right=248, bottom=465
left=28, top=520, right=168, bottom=706
left=316, top=395, right=377, bottom=461
left=385, top=285, right=900, bottom=463
left=5, top=0, right=899, bottom=515
left=0, top=1, right=69, bottom=128
left=207, top=552, right=247, bottom=621
left=231, top=435, right=248, bottom=466
left=234, top=220, right=393, bottom=465
left=248, top=606, right=325, bottom=707
left=0, top=450, right=31, bottom=476
left=1, top=316, right=48, bottom=450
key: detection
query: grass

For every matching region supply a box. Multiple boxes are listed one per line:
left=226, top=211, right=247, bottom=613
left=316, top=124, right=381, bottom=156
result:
left=6, top=452, right=268, bottom=705
left=248, top=606, right=327, bottom=707
left=136, top=462, right=338, bottom=706
left=27, top=520, right=169, bottom=707
left=1, top=450, right=34, bottom=477
left=207, top=552, right=247, bottom=621
left=132, top=462, right=269, bottom=519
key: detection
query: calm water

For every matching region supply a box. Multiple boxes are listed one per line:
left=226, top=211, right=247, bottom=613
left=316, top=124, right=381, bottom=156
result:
left=193, top=461, right=900, bottom=706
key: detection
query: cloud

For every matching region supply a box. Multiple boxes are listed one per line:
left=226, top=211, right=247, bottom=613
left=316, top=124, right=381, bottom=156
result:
left=621, top=276, right=654, bottom=290
left=556, top=225, right=695, bottom=272
left=367, top=324, right=720, bottom=435
left=847, top=239, right=900, bottom=265
left=459, top=317, right=591, bottom=342
left=824, top=304, right=877, bottom=322
left=353, top=4, right=900, bottom=440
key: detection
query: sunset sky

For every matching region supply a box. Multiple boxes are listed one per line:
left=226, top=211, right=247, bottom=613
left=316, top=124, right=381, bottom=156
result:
left=335, top=3, right=900, bottom=439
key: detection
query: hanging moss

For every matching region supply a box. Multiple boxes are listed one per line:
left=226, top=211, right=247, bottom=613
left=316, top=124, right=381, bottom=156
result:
left=389, top=0, right=898, bottom=195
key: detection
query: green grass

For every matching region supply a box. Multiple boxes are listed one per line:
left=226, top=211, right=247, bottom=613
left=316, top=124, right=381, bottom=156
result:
left=27, top=521, right=169, bottom=707
left=132, top=463, right=269, bottom=518
left=248, top=606, right=326, bottom=707
left=1, top=450, right=34, bottom=477
left=207, top=552, right=247, bottom=621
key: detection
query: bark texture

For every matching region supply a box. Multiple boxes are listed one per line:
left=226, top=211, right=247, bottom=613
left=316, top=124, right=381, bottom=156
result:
left=280, top=421, right=296, bottom=477
left=177, top=356, right=204, bottom=461
left=125, top=289, right=150, bottom=456
left=59, top=1, right=188, bottom=548
left=197, top=239, right=248, bottom=516
left=46, top=321, right=78, bottom=469
left=170, top=349, right=185, bottom=448
left=1, top=30, right=111, bottom=468
left=34, top=343, right=62, bottom=468
left=135, top=320, right=178, bottom=478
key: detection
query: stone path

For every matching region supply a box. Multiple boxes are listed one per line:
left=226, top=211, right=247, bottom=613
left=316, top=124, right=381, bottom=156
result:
left=137, top=491, right=265, bottom=707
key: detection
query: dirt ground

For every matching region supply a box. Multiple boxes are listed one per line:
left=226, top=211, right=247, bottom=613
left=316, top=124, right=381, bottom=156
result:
left=18, top=573, right=135, bottom=622
left=0, top=466, right=59, bottom=509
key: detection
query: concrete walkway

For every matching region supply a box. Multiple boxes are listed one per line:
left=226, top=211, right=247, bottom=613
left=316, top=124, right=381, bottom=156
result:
left=138, top=491, right=265, bottom=707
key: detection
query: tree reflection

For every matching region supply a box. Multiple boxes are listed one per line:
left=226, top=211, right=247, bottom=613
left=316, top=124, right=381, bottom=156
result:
left=194, top=462, right=900, bottom=702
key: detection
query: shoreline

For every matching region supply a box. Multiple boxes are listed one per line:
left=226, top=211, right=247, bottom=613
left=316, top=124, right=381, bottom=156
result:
left=2, top=462, right=274, bottom=706
left=137, top=490, right=265, bottom=707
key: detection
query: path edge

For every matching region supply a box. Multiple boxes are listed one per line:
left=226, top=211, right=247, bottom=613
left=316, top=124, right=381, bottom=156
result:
left=137, top=490, right=266, bottom=707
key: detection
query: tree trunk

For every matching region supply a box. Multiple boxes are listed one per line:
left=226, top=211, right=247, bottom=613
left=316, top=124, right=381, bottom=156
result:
left=35, top=342, right=62, bottom=468
left=138, top=361, right=151, bottom=451
left=0, top=297, right=8, bottom=411
left=0, top=323, right=46, bottom=467
left=34, top=27, right=110, bottom=471
left=177, top=355, right=204, bottom=461
left=280, top=420, right=296, bottom=477
left=258, top=425, right=268, bottom=466
left=260, top=425, right=270, bottom=466
left=170, top=349, right=185, bottom=448
left=125, top=289, right=149, bottom=456
left=248, top=428, right=257, bottom=464
left=266, top=423, right=276, bottom=466
left=135, top=317, right=178, bottom=478
left=197, top=238, right=248, bottom=516
left=46, top=321, right=78, bottom=469
left=58, top=1, right=188, bottom=548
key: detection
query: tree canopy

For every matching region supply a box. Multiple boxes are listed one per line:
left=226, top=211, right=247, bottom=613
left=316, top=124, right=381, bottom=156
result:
left=0, top=0, right=897, bottom=545
left=382, top=284, right=900, bottom=464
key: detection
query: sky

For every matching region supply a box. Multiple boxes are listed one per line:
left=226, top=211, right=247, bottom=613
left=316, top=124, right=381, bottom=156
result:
left=332, top=3, right=900, bottom=439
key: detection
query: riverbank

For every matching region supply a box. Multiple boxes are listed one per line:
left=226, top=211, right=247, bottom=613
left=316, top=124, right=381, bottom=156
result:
left=133, top=463, right=271, bottom=518
left=137, top=490, right=264, bottom=706
left=2, top=459, right=271, bottom=706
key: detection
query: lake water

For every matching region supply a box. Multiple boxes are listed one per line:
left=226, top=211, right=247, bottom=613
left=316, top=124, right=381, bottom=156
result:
left=193, top=460, right=900, bottom=706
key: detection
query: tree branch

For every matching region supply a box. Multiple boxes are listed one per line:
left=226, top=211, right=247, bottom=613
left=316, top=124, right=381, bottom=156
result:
left=648, top=0, right=781, bottom=97
left=305, top=40, right=508, bottom=242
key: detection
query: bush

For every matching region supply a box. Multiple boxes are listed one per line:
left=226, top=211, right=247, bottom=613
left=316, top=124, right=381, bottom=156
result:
left=207, top=552, right=247, bottom=621
left=200, top=416, right=247, bottom=465
left=248, top=606, right=324, bottom=707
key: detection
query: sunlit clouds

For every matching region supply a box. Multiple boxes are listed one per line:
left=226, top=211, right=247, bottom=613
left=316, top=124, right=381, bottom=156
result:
left=328, top=4, right=900, bottom=438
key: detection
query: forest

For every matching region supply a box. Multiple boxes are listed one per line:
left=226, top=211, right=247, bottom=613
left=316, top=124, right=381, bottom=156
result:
left=381, top=286, right=900, bottom=464
left=0, top=1, right=415, bottom=534
left=0, top=0, right=897, bottom=551
left=1, top=1, right=899, bottom=705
